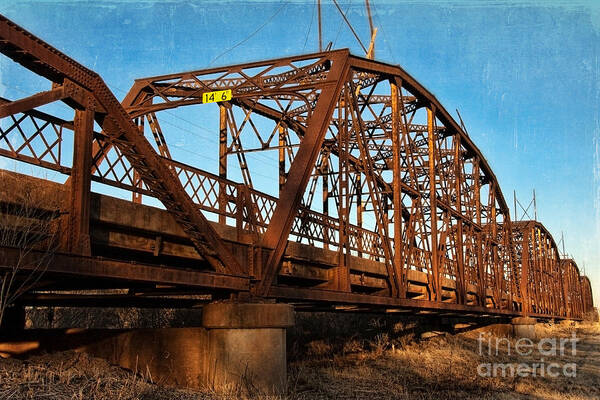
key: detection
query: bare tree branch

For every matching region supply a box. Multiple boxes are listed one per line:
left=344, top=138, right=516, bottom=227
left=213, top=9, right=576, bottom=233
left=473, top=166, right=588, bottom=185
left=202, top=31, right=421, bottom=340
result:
left=0, top=171, right=61, bottom=327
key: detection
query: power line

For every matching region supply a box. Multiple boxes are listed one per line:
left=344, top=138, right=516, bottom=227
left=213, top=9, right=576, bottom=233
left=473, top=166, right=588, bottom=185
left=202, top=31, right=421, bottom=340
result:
left=209, top=1, right=290, bottom=66
left=332, top=0, right=352, bottom=48
left=303, top=0, right=317, bottom=51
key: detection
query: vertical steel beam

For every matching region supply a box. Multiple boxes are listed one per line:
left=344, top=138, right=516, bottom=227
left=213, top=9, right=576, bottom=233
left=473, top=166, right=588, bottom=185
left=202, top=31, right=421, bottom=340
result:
left=566, top=264, right=573, bottom=318
left=68, top=106, right=94, bottom=255
left=554, top=256, right=561, bottom=315
left=506, top=223, right=517, bottom=312
left=541, top=232, right=548, bottom=313
left=356, top=174, right=363, bottom=229
left=541, top=236, right=547, bottom=314
left=427, top=106, right=440, bottom=302
left=391, top=80, right=406, bottom=298
left=334, top=91, right=351, bottom=292
left=532, top=228, right=541, bottom=312
left=219, top=105, right=228, bottom=225
left=490, top=184, right=502, bottom=308
left=454, top=135, right=466, bottom=304
left=132, top=117, right=143, bottom=204
left=474, top=161, right=486, bottom=306
left=577, top=271, right=582, bottom=317
left=546, top=239, right=556, bottom=314
left=356, top=173, right=363, bottom=256
left=322, top=151, right=330, bottom=250
left=278, top=124, right=286, bottom=194
left=553, top=249, right=560, bottom=315
left=559, top=261, right=567, bottom=316
left=521, top=229, right=531, bottom=315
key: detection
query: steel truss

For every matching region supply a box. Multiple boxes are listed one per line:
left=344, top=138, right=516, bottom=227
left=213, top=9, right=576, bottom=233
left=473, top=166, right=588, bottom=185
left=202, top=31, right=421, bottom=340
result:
left=0, top=14, right=592, bottom=319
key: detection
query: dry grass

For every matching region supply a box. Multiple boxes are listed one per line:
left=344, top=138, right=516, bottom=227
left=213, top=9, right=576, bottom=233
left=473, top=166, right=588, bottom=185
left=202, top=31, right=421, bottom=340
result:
left=535, top=319, right=600, bottom=338
left=0, top=352, right=208, bottom=400
left=289, top=333, right=498, bottom=399
left=0, top=320, right=598, bottom=400
left=287, top=320, right=600, bottom=400
left=0, top=352, right=285, bottom=400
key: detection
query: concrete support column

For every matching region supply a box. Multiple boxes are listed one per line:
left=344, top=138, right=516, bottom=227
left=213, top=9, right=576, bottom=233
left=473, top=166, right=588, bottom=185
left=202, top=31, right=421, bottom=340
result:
left=202, top=302, right=294, bottom=394
left=511, top=317, right=537, bottom=339
left=0, top=303, right=295, bottom=395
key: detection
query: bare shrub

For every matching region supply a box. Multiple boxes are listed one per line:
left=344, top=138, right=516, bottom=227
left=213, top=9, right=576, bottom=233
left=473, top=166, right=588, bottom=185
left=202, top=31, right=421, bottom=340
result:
left=0, top=171, right=61, bottom=327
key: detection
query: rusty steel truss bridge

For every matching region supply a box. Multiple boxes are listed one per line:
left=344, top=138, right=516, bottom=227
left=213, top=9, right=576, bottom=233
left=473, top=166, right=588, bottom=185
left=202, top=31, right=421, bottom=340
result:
left=0, top=15, right=594, bottom=321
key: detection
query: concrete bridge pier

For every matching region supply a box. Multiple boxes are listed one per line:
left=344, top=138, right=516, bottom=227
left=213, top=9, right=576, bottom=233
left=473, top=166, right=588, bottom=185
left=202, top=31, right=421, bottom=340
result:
left=201, top=302, right=294, bottom=394
left=511, top=317, right=537, bottom=339
left=95, top=302, right=296, bottom=394
left=0, top=302, right=295, bottom=395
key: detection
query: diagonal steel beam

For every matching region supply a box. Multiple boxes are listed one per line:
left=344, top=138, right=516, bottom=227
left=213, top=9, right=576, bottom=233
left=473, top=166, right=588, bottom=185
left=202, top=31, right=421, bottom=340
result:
left=255, top=50, right=351, bottom=296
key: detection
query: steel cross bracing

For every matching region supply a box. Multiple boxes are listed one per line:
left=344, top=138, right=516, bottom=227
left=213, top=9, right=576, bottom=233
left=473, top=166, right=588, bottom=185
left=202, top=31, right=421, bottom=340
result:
left=0, top=14, right=592, bottom=319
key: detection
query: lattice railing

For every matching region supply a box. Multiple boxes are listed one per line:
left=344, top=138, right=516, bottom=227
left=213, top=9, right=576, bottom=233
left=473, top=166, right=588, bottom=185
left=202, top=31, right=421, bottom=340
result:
left=0, top=108, right=69, bottom=173
left=89, top=136, right=387, bottom=258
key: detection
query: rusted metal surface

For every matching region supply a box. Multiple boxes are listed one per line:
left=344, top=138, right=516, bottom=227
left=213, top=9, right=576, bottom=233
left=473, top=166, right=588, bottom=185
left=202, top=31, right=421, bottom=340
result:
left=0, top=14, right=243, bottom=277
left=512, top=221, right=571, bottom=318
left=0, top=14, right=591, bottom=319
left=561, top=259, right=584, bottom=319
left=581, top=276, right=594, bottom=315
left=67, top=108, right=94, bottom=255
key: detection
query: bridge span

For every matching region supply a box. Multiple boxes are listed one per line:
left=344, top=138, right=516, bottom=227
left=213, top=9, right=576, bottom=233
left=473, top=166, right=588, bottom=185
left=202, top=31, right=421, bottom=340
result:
left=0, top=14, right=593, bottom=321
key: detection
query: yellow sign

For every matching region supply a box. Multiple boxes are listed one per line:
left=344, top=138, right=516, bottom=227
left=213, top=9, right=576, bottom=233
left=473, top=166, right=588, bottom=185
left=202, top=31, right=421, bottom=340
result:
left=202, top=89, right=232, bottom=104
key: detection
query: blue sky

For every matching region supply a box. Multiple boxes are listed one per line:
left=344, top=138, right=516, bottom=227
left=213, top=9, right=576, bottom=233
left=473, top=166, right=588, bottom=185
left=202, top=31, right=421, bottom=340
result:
left=1, top=0, right=599, bottom=306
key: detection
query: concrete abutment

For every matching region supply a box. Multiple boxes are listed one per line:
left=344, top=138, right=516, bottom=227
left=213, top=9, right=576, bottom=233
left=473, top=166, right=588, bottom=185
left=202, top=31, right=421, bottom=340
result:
left=201, top=302, right=294, bottom=393
left=511, top=317, right=537, bottom=339
left=0, top=302, right=295, bottom=395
